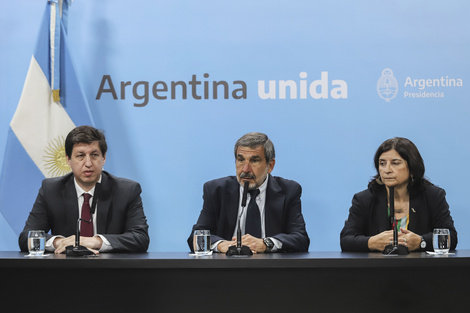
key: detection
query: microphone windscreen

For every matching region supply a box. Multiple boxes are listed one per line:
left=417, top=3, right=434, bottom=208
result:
left=91, top=182, right=101, bottom=214
left=241, top=181, right=249, bottom=207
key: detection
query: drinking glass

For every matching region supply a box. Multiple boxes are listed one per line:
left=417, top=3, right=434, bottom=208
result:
left=193, top=230, right=211, bottom=255
left=28, top=230, right=45, bottom=256
left=433, top=228, right=450, bottom=254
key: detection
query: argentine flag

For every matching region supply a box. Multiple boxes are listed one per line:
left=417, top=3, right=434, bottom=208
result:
left=0, top=0, right=94, bottom=235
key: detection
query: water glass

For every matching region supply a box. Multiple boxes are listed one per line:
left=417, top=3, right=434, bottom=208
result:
left=433, top=228, right=450, bottom=254
left=28, top=230, right=45, bottom=256
left=193, top=230, right=211, bottom=255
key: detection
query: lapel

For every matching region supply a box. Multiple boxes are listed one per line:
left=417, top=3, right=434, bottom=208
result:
left=408, top=192, right=421, bottom=231
left=374, top=188, right=390, bottom=232
left=96, top=172, right=112, bottom=234
left=226, top=177, right=240, bottom=236
left=264, top=175, right=285, bottom=236
left=62, top=174, right=79, bottom=233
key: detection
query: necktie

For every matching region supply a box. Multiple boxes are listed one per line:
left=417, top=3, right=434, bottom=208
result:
left=245, top=189, right=261, bottom=238
left=80, top=193, right=93, bottom=237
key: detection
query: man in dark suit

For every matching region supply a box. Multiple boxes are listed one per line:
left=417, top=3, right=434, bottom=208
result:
left=188, top=132, right=309, bottom=253
left=19, top=126, right=149, bottom=253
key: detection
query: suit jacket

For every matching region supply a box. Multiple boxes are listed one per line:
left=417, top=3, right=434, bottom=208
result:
left=19, top=171, right=150, bottom=252
left=187, top=175, right=310, bottom=252
left=340, top=184, right=458, bottom=252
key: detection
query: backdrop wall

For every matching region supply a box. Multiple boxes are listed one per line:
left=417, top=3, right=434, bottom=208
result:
left=1, top=1, right=469, bottom=252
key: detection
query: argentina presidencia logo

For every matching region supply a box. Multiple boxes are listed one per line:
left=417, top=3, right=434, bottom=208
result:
left=377, top=68, right=399, bottom=102
left=43, top=136, right=71, bottom=178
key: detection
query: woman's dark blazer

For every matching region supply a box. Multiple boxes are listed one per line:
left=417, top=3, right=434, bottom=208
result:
left=340, top=184, right=458, bottom=252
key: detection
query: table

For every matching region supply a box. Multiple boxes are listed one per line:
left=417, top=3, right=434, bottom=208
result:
left=1, top=250, right=469, bottom=313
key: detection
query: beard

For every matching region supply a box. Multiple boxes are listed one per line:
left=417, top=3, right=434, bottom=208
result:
left=238, top=170, right=268, bottom=190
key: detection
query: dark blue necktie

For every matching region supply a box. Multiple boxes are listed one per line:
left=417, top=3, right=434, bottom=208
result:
left=245, top=189, right=261, bottom=238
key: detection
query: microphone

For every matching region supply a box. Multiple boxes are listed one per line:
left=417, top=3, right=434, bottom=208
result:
left=226, top=181, right=253, bottom=257
left=237, top=180, right=249, bottom=247
left=90, top=182, right=100, bottom=215
left=241, top=180, right=248, bottom=207
left=383, top=186, right=409, bottom=255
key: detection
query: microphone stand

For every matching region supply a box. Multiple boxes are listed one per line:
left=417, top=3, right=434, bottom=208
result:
left=65, top=218, right=96, bottom=257
left=383, top=186, right=409, bottom=255
left=227, top=181, right=253, bottom=257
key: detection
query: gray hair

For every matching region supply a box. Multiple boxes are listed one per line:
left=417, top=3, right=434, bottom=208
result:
left=234, top=132, right=275, bottom=163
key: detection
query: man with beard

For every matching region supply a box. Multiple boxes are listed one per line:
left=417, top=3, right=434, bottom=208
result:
left=188, top=132, right=309, bottom=253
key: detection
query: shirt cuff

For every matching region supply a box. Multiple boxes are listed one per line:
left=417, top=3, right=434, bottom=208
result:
left=269, top=237, right=283, bottom=252
left=45, top=235, right=63, bottom=252
left=97, top=234, right=113, bottom=252
left=211, top=240, right=223, bottom=252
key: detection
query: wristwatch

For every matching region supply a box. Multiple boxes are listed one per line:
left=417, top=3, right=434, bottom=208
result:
left=263, top=238, right=274, bottom=253
left=420, top=236, right=426, bottom=249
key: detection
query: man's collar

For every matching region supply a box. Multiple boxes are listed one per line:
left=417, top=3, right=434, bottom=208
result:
left=73, top=175, right=102, bottom=198
left=257, top=174, right=269, bottom=195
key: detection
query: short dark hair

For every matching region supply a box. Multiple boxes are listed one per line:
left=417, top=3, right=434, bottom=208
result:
left=65, top=126, right=107, bottom=158
left=234, top=132, right=275, bottom=163
left=369, top=137, right=430, bottom=194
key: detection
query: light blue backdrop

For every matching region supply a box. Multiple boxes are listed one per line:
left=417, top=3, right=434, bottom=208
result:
left=1, top=1, right=469, bottom=251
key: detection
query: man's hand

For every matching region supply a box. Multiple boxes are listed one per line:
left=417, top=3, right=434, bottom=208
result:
left=217, top=235, right=267, bottom=253
left=241, top=234, right=266, bottom=253
left=217, top=239, right=236, bottom=253
left=53, top=235, right=102, bottom=254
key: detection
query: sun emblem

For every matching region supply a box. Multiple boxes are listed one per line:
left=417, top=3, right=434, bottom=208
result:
left=43, top=136, right=71, bottom=178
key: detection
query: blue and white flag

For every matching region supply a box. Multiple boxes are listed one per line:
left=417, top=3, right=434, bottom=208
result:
left=0, top=0, right=94, bottom=235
